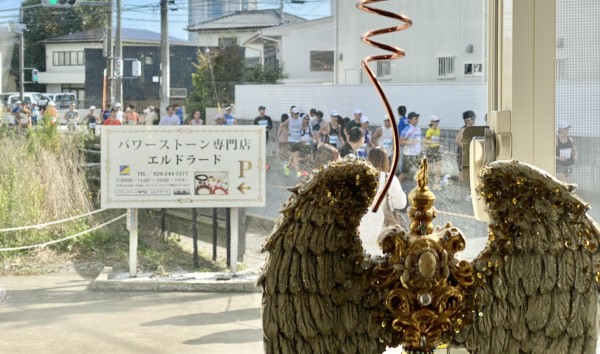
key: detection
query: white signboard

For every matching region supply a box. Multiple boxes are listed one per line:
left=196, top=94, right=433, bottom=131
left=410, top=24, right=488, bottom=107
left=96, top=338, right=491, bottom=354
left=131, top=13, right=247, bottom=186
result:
left=101, top=126, right=266, bottom=208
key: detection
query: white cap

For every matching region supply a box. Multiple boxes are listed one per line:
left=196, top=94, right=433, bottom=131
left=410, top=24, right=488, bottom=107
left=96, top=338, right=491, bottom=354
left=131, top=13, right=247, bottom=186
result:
left=383, top=115, right=390, bottom=121
left=360, top=116, right=370, bottom=124
left=330, top=109, right=339, bottom=116
left=89, top=106, right=96, bottom=110
left=16, top=100, right=21, bottom=104
left=224, top=105, right=232, bottom=110
left=114, top=102, right=122, bottom=108
left=430, top=115, right=440, bottom=122
left=48, top=101, right=55, bottom=106
left=354, top=108, right=362, bottom=114
left=291, top=107, right=300, bottom=114
left=558, top=122, right=571, bottom=130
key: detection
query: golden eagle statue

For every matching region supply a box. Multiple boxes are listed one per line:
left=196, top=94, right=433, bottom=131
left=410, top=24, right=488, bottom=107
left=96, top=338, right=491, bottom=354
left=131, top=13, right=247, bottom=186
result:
left=258, top=158, right=600, bottom=353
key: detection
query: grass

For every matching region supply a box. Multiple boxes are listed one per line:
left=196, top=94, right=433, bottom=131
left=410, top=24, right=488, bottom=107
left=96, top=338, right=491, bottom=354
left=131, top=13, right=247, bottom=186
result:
left=0, top=125, right=226, bottom=277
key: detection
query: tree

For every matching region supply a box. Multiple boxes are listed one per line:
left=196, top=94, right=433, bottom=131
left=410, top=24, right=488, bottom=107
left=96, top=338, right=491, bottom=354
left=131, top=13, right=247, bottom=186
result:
left=246, top=63, right=287, bottom=84
left=189, top=46, right=244, bottom=120
left=11, top=0, right=108, bottom=91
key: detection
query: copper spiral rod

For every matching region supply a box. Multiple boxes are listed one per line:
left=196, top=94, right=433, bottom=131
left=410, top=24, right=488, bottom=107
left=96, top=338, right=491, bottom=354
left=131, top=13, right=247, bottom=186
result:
left=356, top=0, right=412, bottom=212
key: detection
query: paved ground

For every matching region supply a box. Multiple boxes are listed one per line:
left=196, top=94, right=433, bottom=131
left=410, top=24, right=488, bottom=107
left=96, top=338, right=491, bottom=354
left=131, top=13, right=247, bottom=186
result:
left=0, top=273, right=473, bottom=354
left=0, top=274, right=263, bottom=354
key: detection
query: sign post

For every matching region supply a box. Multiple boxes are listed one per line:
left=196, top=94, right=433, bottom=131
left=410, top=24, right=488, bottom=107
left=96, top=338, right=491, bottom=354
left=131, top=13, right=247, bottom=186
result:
left=128, top=208, right=138, bottom=276
left=101, top=126, right=266, bottom=275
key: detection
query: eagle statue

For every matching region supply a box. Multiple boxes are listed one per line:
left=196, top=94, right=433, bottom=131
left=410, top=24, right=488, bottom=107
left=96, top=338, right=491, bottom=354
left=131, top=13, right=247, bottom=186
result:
left=258, top=157, right=600, bottom=354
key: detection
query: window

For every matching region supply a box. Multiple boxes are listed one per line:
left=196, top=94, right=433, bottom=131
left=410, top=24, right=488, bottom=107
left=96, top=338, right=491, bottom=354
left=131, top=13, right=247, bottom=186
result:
left=437, top=56, right=455, bottom=79
left=219, top=37, right=237, bottom=48
left=555, top=58, right=567, bottom=79
left=310, top=51, right=334, bottom=72
left=264, top=41, right=278, bottom=70
left=52, top=51, right=85, bottom=66
left=376, top=60, right=391, bottom=80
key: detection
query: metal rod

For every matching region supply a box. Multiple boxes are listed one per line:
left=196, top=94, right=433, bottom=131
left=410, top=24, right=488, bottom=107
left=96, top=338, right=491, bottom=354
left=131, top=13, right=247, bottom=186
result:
left=191, top=208, right=199, bottom=268
left=212, top=208, right=217, bottom=261
left=225, top=208, right=231, bottom=267
left=160, top=208, right=166, bottom=242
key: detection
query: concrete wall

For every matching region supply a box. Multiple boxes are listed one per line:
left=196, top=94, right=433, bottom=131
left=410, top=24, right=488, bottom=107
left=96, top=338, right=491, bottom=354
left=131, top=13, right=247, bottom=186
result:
left=235, top=83, right=488, bottom=129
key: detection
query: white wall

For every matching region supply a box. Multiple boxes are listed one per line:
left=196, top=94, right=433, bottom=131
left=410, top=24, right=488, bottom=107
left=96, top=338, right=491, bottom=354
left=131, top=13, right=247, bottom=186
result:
left=274, top=19, right=334, bottom=83
left=336, top=0, right=484, bottom=84
left=192, top=29, right=257, bottom=48
left=235, top=83, right=487, bottom=129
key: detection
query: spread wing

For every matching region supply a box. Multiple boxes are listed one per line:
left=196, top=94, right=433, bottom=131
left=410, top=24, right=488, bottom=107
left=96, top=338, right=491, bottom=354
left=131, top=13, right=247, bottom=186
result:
left=454, top=160, right=600, bottom=354
left=258, top=157, right=386, bottom=354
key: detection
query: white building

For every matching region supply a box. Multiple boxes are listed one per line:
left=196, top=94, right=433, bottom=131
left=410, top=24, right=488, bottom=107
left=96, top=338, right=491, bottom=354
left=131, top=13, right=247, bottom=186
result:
left=187, top=0, right=258, bottom=42
left=335, top=0, right=486, bottom=85
left=187, top=9, right=304, bottom=49
left=243, top=17, right=334, bottom=84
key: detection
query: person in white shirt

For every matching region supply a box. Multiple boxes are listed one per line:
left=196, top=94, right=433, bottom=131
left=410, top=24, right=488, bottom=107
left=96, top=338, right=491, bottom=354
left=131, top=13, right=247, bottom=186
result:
left=399, top=111, right=422, bottom=183
left=159, top=105, right=181, bottom=125
left=372, top=115, right=395, bottom=158
left=281, top=107, right=303, bottom=143
left=114, top=102, right=124, bottom=123
left=359, top=146, right=407, bottom=257
left=222, top=106, right=237, bottom=125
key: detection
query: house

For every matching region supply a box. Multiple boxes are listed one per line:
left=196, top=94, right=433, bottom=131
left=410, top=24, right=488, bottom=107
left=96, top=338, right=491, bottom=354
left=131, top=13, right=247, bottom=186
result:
left=187, top=0, right=258, bottom=42
left=242, top=16, right=334, bottom=84
left=335, top=0, right=485, bottom=84
left=186, top=9, right=305, bottom=69
left=38, top=28, right=198, bottom=106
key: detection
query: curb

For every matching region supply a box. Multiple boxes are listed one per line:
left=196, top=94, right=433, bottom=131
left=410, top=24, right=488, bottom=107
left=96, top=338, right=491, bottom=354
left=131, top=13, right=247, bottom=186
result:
left=88, top=266, right=261, bottom=293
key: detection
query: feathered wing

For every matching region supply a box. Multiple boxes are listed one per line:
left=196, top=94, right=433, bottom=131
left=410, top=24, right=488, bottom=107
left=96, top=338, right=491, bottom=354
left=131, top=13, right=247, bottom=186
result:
left=454, top=160, right=600, bottom=354
left=258, top=157, right=387, bottom=354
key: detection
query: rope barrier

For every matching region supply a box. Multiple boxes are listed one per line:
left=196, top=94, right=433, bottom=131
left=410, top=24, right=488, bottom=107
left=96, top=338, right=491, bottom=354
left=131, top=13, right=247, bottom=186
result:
left=0, top=209, right=109, bottom=233
left=0, top=213, right=126, bottom=252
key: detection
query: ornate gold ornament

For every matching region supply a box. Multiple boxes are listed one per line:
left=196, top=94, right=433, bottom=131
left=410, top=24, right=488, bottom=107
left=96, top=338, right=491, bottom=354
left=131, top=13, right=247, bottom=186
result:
left=368, top=160, right=477, bottom=354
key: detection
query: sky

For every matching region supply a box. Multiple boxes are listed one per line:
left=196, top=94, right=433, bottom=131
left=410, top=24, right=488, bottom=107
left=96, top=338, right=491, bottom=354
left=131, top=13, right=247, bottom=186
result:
left=0, top=0, right=332, bottom=40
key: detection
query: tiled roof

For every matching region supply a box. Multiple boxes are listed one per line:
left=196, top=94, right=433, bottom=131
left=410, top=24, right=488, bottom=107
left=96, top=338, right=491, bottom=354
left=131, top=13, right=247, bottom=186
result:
left=187, top=9, right=305, bottom=31
left=42, top=27, right=189, bottom=44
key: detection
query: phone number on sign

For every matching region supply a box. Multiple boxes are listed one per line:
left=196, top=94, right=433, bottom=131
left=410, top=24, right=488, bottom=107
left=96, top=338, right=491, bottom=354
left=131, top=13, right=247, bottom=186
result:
left=152, top=171, right=189, bottom=177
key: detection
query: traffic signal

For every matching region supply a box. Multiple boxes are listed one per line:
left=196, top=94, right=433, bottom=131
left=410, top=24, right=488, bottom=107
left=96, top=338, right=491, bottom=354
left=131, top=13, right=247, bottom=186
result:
left=41, top=0, right=79, bottom=7
left=114, top=59, right=123, bottom=78
left=32, top=69, right=39, bottom=82
left=131, top=60, right=142, bottom=77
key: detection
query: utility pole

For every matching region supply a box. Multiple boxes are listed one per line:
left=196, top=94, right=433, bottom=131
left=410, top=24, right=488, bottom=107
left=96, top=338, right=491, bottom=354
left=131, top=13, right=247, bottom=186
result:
left=19, top=8, right=25, bottom=101
left=279, top=0, right=284, bottom=24
left=160, top=0, right=170, bottom=116
left=106, top=0, right=114, bottom=107
left=114, top=0, right=122, bottom=105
